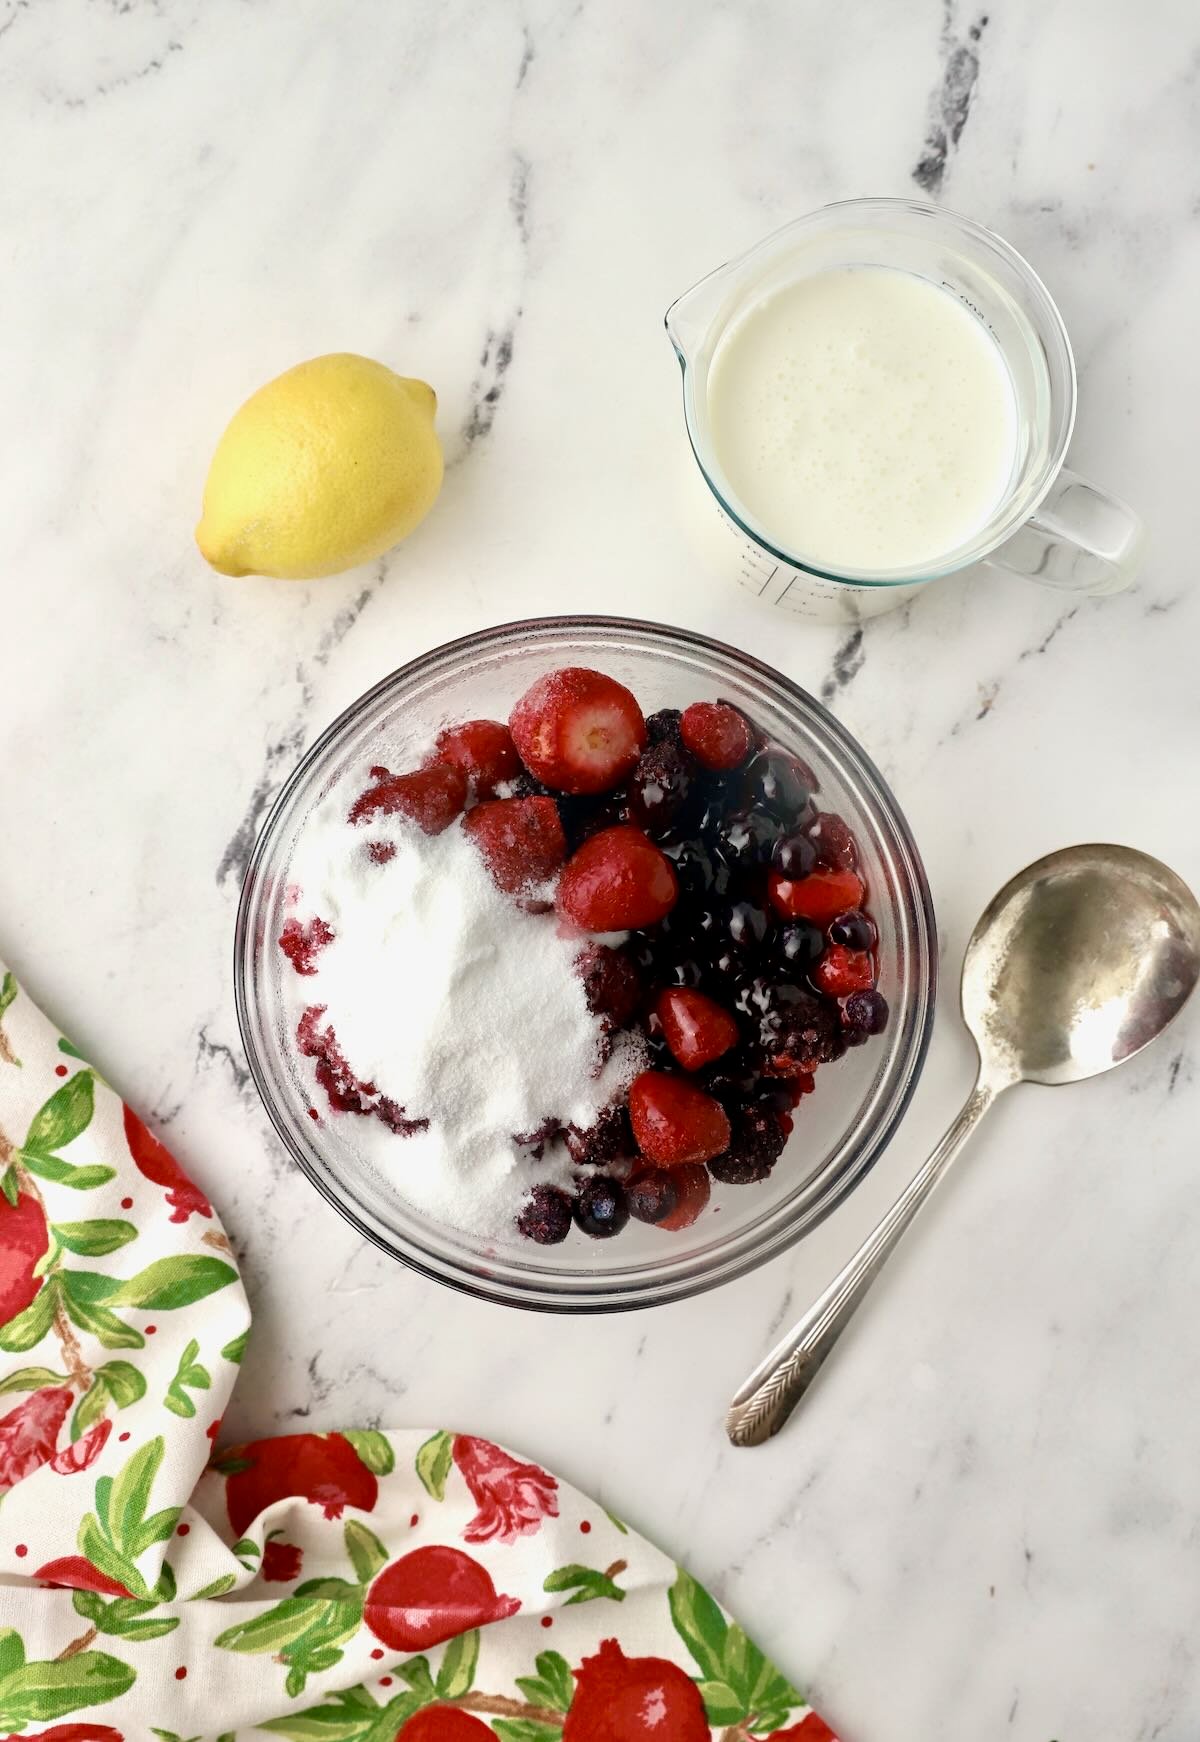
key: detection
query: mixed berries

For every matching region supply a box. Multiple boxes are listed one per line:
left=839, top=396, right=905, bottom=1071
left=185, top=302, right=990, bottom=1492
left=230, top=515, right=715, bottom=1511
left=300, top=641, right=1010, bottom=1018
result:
left=281, top=666, right=889, bottom=1246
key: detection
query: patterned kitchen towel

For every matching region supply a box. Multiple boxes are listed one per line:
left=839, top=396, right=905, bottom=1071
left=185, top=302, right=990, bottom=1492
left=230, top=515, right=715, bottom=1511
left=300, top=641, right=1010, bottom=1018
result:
left=0, top=957, right=835, bottom=1742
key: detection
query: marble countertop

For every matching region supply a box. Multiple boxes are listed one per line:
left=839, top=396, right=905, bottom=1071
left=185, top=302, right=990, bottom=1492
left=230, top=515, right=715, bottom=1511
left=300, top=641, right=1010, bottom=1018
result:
left=3, top=1, right=1199, bottom=1735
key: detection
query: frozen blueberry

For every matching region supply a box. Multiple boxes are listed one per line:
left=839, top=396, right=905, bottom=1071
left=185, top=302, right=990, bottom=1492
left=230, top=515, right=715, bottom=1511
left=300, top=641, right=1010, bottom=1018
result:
left=572, top=1175, right=630, bottom=1239
left=626, top=1172, right=679, bottom=1224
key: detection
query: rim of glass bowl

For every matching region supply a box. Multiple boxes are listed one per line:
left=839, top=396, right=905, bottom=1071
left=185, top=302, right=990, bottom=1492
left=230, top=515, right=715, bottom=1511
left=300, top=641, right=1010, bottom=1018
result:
left=234, top=615, right=937, bottom=1312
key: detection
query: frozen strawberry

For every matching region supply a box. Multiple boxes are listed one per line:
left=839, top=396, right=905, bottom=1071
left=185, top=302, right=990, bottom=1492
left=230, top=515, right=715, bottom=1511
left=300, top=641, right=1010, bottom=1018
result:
left=628, top=1071, right=731, bottom=1166
left=509, top=667, right=646, bottom=795
left=680, top=701, right=754, bottom=772
left=462, top=797, right=567, bottom=895
left=655, top=987, right=739, bottom=1071
left=433, top=719, right=521, bottom=797
left=768, top=866, right=865, bottom=925
left=812, top=944, right=875, bottom=997
left=556, top=826, right=677, bottom=931
left=349, top=762, right=467, bottom=834
left=657, top=1164, right=711, bottom=1230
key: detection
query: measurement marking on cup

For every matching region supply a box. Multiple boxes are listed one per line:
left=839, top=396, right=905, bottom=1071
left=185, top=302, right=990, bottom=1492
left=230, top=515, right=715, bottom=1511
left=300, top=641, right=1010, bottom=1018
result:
left=757, top=564, right=778, bottom=598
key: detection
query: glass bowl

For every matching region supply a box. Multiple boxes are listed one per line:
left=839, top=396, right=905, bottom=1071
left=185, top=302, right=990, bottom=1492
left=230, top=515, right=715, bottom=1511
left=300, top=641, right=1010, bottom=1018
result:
left=235, top=616, right=936, bottom=1311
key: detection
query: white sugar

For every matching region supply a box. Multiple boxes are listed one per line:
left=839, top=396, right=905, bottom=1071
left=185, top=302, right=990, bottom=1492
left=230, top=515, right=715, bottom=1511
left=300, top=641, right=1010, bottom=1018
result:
left=283, top=792, right=643, bottom=1237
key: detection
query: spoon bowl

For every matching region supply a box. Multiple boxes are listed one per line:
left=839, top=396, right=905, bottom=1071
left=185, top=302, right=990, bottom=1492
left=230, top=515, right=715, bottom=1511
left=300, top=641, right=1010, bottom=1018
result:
left=965, top=844, right=1200, bottom=1089
left=728, top=843, right=1200, bottom=1445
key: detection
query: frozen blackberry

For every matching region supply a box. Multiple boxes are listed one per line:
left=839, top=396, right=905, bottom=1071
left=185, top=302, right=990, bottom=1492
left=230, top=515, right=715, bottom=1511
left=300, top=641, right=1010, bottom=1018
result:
left=627, top=741, right=694, bottom=836
left=572, top=1175, right=629, bottom=1239
left=645, top=707, right=684, bottom=747
left=575, top=944, right=642, bottom=1029
left=516, top=1184, right=573, bottom=1244
left=564, top=1103, right=633, bottom=1167
left=708, top=1106, right=787, bottom=1184
left=760, top=989, right=842, bottom=1073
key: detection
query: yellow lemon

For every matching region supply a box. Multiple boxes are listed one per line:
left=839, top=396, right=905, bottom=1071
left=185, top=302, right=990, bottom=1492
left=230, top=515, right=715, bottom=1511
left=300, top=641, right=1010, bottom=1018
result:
left=196, top=353, right=443, bottom=580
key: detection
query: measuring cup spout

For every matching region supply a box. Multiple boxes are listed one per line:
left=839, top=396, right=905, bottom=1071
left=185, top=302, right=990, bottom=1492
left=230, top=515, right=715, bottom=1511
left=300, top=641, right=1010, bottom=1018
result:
left=664, top=259, right=736, bottom=366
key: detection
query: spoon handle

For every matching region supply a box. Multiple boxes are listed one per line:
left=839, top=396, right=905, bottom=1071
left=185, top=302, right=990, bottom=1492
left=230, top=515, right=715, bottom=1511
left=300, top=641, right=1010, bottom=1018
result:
left=726, top=1078, right=998, bottom=1447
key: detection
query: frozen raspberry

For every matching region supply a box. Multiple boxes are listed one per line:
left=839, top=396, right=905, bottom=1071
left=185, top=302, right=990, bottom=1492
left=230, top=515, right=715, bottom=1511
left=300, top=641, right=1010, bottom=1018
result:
left=626, top=1171, right=678, bottom=1224
left=516, top=1184, right=573, bottom=1244
left=812, top=944, right=875, bottom=998
left=461, top=797, right=567, bottom=895
left=680, top=701, right=754, bottom=772
left=708, top=1106, right=786, bottom=1183
left=575, top=944, right=643, bottom=1028
left=564, top=1103, right=633, bottom=1167
left=806, top=811, right=859, bottom=869
left=433, top=719, right=521, bottom=797
left=654, top=987, right=739, bottom=1071
left=572, top=1176, right=629, bottom=1239
left=657, top=1163, right=711, bottom=1230
left=509, top=667, right=646, bottom=795
left=768, top=866, right=865, bottom=925
left=296, top=1008, right=427, bottom=1134
left=366, top=841, right=396, bottom=865
left=628, top=1071, right=731, bottom=1166
left=349, top=762, right=467, bottom=834
left=278, top=916, right=334, bottom=976
left=556, top=826, right=678, bottom=931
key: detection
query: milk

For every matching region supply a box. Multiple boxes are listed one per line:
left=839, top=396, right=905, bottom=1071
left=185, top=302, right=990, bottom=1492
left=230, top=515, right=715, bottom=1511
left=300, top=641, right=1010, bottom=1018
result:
left=707, top=266, right=1019, bottom=574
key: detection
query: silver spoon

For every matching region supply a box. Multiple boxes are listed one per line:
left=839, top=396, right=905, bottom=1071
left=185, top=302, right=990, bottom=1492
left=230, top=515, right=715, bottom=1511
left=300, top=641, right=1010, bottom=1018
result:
left=727, top=844, right=1200, bottom=1448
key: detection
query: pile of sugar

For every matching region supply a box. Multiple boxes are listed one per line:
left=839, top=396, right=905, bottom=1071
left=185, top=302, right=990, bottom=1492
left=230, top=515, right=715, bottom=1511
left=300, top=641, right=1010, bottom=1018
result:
left=283, top=789, right=644, bottom=1238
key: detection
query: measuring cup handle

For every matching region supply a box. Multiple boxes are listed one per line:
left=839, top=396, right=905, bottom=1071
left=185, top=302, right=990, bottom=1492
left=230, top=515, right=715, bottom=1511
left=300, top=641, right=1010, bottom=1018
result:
left=986, top=467, right=1146, bottom=597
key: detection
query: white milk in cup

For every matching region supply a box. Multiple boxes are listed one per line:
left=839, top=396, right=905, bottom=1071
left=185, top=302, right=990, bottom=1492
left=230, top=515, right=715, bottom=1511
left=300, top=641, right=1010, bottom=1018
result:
left=666, top=199, right=1145, bottom=623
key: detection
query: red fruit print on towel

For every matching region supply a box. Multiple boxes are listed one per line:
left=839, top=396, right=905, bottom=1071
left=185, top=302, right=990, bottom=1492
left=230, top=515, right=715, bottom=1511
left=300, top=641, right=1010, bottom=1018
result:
left=563, top=1637, right=710, bottom=1742
left=0, top=1386, right=71, bottom=1491
left=364, top=1544, right=520, bottom=1652
left=34, top=1556, right=135, bottom=1599
left=122, top=1105, right=212, bottom=1224
left=260, top=1538, right=303, bottom=1582
left=452, top=1433, right=559, bottom=1544
left=48, top=1416, right=112, bottom=1475
left=220, top=1431, right=380, bottom=1537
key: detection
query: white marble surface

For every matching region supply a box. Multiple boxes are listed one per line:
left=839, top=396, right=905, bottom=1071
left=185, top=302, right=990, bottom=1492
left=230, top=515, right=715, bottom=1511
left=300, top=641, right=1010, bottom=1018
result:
left=3, top=0, right=1199, bottom=1735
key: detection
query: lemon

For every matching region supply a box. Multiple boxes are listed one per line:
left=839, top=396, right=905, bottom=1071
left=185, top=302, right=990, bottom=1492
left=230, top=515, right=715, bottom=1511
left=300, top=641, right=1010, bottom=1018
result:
left=196, top=353, right=443, bottom=580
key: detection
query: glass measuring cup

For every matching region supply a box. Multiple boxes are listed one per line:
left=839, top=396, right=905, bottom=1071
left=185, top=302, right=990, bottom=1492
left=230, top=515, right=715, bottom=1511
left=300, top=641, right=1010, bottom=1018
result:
left=666, top=198, right=1145, bottom=624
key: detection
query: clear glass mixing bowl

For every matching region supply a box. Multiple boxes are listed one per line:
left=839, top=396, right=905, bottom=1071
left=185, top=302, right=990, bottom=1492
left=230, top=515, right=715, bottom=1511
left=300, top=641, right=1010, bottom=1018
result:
left=235, top=616, right=936, bottom=1311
